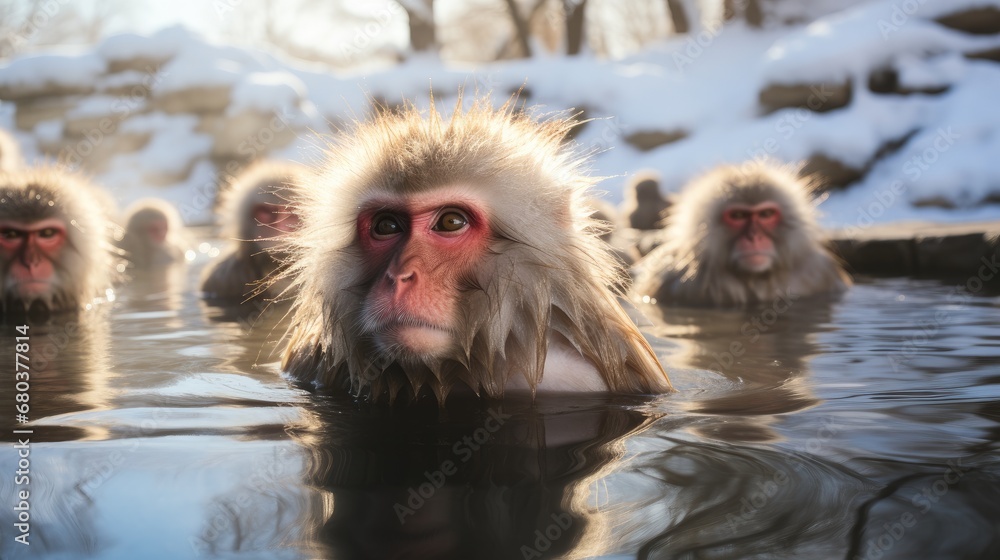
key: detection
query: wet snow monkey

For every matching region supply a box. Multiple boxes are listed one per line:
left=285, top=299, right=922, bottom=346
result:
left=281, top=98, right=673, bottom=403
left=622, top=170, right=671, bottom=230
left=632, top=162, right=851, bottom=307
left=201, top=161, right=307, bottom=301
left=0, top=167, right=116, bottom=315
left=118, top=199, right=187, bottom=267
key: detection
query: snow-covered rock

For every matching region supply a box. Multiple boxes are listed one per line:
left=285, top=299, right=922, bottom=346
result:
left=0, top=0, right=998, bottom=228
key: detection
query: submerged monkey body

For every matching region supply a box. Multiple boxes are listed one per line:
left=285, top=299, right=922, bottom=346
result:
left=281, top=99, right=672, bottom=402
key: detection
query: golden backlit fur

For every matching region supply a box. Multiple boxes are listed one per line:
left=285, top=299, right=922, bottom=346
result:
left=0, top=167, right=116, bottom=312
left=632, top=162, right=851, bottom=307
left=281, top=98, right=672, bottom=402
left=201, top=161, right=309, bottom=300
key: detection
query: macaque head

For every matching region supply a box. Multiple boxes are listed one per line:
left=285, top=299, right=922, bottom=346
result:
left=124, top=200, right=182, bottom=247
left=282, top=97, right=671, bottom=401
left=676, top=163, right=817, bottom=279
left=221, top=161, right=308, bottom=257
left=0, top=168, right=114, bottom=311
left=119, top=199, right=188, bottom=268
left=0, top=218, right=67, bottom=299
left=632, top=162, right=849, bottom=307
left=250, top=201, right=299, bottom=250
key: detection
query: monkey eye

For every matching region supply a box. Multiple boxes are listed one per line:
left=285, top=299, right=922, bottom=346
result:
left=432, top=210, right=468, bottom=233
left=1, top=229, right=23, bottom=239
left=724, top=209, right=750, bottom=222
left=757, top=208, right=777, bottom=219
left=38, top=227, right=59, bottom=238
left=371, top=214, right=404, bottom=238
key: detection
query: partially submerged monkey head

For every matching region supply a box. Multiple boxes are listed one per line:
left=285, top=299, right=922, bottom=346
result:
left=0, top=167, right=115, bottom=314
left=281, top=97, right=672, bottom=402
left=633, top=161, right=850, bottom=307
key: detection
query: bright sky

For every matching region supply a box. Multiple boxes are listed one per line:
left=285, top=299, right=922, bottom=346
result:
left=105, top=0, right=218, bottom=38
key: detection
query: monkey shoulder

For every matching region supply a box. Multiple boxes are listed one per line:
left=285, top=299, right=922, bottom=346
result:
left=200, top=248, right=262, bottom=300
left=630, top=245, right=694, bottom=304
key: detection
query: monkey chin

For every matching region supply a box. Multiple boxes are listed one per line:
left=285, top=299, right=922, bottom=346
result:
left=377, top=323, right=454, bottom=359
left=733, top=252, right=775, bottom=274
left=14, top=280, right=52, bottom=300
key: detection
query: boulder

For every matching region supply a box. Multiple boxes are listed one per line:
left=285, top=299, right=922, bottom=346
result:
left=800, top=154, right=863, bottom=190
left=152, top=85, right=231, bottom=114
left=935, top=6, right=1000, bottom=35
left=203, top=109, right=297, bottom=160
left=14, top=96, right=80, bottom=131
left=759, top=80, right=852, bottom=114
left=868, top=67, right=949, bottom=95
left=623, top=130, right=687, bottom=151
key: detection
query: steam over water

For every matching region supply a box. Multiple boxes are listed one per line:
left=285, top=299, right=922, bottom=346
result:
left=1, top=259, right=999, bottom=559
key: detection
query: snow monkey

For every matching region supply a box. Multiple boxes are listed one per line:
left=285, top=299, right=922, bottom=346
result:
left=0, top=167, right=116, bottom=315
left=118, top=199, right=187, bottom=267
left=0, top=128, right=23, bottom=172
left=632, top=162, right=851, bottom=307
left=200, top=161, right=308, bottom=302
left=280, top=98, right=673, bottom=403
left=622, top=170, right=671, bottom=230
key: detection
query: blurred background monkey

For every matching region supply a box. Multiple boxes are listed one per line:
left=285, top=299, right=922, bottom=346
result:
left=200, top=161, right=307, bottom=302
left=0, top=167, right=117, bottom=317
left=632, top=162, right=850, bottom=307
left=117, top=199, right=188, bottom=268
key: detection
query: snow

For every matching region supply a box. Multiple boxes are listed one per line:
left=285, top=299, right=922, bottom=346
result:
left=0, top=0, right=998, bottom=227
left=228, top=71, right=308, bottom=116
left=0, top=51, right=106, bottom=94
left=104, top=113, right=213, bottom=197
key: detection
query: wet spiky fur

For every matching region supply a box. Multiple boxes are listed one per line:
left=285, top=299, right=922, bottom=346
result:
left=632, top=162, right=851, bottom=307
left=280, top=98, right=672, bottom=402
left=0, top=167, right=116, bottom=312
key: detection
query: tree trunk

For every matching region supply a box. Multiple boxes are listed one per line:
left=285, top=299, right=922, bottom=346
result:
left=504, top=0, right=533, bottom=57
left=746, top=0, right=764, bottom=27
left=665, top=0, right=690, bottom=34
left=564, top=0, right=587, bottom=56
left=724, top=0, right=765, bottom=27
left=404, top=0, right=436, bottom=52
left=723, top=0, right=736, bottom=21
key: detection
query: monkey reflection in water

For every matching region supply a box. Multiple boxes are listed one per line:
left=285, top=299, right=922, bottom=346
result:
left=299, top=396, right=656, bottom=560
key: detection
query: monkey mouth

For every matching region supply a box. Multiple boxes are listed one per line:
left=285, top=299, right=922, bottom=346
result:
left=735, top=252, right=774, bottom=273
left=9, top=279, right=55, bottom=298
